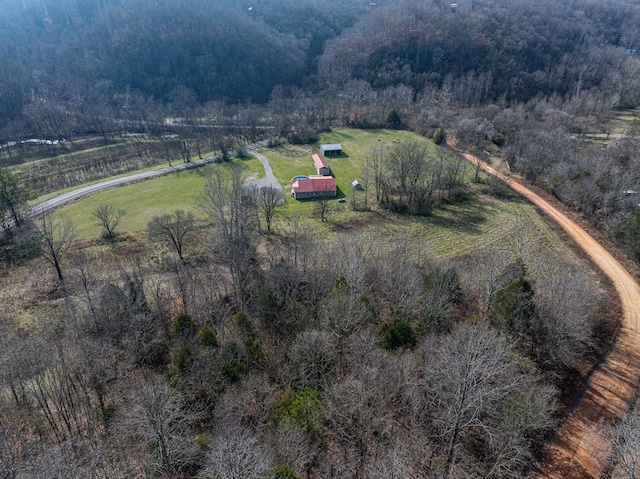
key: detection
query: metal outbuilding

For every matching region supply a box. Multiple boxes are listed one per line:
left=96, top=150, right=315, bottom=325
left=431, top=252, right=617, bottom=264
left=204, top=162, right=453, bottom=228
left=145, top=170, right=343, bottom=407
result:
left=320, top=144, right=343, bottom=156
left=312, top=154, right=331, bottom=176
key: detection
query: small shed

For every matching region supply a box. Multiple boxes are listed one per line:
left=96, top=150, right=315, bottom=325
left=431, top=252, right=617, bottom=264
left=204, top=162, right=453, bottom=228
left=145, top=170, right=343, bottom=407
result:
left=321, top=143, right=343, bottom=157
left=291, top=176, right=337, bottom=200
left=312, top=154, right=331, bottom=176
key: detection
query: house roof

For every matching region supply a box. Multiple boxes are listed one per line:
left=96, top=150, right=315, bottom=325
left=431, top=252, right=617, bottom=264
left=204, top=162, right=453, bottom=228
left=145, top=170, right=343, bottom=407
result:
left=292, top=176, right=336, bottom=193
left=312, top=153, right=329, bottom=169
left=321, top=143, right=342, bottom=151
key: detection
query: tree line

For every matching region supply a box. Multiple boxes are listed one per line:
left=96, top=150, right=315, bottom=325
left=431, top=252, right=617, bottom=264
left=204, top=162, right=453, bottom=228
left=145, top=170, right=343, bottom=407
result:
left=1, top=0, right=640, bottom=142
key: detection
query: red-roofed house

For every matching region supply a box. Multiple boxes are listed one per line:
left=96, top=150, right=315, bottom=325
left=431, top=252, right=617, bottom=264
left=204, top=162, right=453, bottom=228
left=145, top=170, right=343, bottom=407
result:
left=312, top=153, right=330, bottom=176
left=291, top=176, right=337, bottom=200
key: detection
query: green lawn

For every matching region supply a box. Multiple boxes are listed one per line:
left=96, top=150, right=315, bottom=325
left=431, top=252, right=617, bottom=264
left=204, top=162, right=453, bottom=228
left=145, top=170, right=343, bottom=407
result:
left=278, top=185, right=574, bottom=260
left=59, top=128, right=436, bottom=237
left=60, top=157, right=262, bottom=238
left=263, top=129, right=435, bottom=216
left=54, top=128, right=581, bottom=270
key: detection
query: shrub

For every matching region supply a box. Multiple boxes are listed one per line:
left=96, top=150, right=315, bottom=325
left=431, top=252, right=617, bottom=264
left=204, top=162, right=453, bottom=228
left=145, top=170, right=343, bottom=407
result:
left=433, top=127, right=446, bottom=145
left=387, top=109, right=403, bottom=129
left=271, top=387, right=322, bottom=432
left=234, top=311, right=256, bottom=340
left=269, top=464, right=300, bottom=479
left=198, top=325, right=219, bottom=347
left=381, top=319, right=417, bottom=350
left=137, top=338, right=170, bottom=367
left=219, top=342, right=248, bottom=382
left=196, top=431, right=212, bottom=451
left=172, top=313, right=197, bottom=338
left=172, top=346, right=192, bottom=372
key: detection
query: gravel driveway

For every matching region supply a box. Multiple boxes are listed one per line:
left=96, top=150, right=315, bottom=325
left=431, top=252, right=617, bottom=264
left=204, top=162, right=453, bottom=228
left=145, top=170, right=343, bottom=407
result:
left=244, top=147, right=282, bottom=192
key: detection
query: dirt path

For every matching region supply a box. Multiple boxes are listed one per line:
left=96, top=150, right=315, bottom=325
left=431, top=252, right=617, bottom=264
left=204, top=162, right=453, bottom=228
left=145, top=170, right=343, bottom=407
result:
left=459, top=151, right=640, bottom=479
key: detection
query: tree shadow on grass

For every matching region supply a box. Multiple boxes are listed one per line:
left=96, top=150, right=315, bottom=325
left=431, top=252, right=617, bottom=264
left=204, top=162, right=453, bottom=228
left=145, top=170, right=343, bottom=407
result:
left=436, top=187, right=532, bottom=234
left=428, top=193, right=506, bottom=235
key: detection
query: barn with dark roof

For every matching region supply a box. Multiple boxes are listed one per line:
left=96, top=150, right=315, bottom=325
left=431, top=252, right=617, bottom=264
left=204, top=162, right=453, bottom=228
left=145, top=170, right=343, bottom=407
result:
left=320, top=143, right=342, bottom=157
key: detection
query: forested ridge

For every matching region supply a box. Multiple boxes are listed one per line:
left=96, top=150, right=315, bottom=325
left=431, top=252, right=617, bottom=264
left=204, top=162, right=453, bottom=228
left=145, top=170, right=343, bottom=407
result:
left=2, top=0, right=640, bottom=477
left=1, top=0, right=640, bottom=139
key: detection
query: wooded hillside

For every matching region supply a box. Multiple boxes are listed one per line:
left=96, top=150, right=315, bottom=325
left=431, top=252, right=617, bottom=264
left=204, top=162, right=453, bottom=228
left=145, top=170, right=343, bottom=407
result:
left=1, top=0, right=640, bottom=139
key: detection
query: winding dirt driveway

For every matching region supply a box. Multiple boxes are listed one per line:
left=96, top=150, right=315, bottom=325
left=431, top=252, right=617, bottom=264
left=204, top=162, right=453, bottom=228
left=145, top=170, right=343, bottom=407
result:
left=459, top=151, right=640, bottom=479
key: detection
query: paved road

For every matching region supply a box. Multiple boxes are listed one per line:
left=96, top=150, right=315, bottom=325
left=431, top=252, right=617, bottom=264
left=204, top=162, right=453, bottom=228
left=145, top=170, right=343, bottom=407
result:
left=27, top=140, right=272, bottom=217
left=458, top=149, right=640, bottom=479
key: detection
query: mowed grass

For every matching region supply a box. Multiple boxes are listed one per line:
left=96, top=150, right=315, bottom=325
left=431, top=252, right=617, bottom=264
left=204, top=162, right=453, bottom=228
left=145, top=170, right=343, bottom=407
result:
left=608, top=108, right=640, bottom=136
left=54, top=128, right=582, bottom=267
left=60, top=157, right=262, bottom=238
left=289, top=185, right=581, bottom=266
left=263, top=129, right=436, bottom=216
left=410, top=192, right=576, bottom=263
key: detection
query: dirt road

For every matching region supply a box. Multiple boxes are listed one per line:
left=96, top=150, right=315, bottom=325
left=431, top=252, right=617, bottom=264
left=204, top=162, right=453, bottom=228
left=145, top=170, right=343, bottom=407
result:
left=459, top=151, right=640, bottom=478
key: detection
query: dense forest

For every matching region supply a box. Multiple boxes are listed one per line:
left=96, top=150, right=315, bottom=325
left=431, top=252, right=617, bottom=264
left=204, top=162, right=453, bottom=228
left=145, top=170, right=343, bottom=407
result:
left=1, top=0, right=640, bottom=139
left=2, top=0, right=640, bottom=477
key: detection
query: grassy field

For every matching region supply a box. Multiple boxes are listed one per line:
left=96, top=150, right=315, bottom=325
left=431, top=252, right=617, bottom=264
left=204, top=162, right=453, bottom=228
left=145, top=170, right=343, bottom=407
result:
left=57, top=129, right=433, bottom=236
left=607, top=108, right=640, bottom=136
left=53, top=128, right=583, bottom=268
left=288, top=187, right=580, bottom=265
left=61, top=156, right=262, bottom=238
left=264, top=129, right=437, bottom=216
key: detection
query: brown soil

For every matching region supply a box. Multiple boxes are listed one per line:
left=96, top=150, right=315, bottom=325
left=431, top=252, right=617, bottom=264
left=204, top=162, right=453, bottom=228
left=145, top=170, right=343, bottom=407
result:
left=459, top=151, right=640, bottom=479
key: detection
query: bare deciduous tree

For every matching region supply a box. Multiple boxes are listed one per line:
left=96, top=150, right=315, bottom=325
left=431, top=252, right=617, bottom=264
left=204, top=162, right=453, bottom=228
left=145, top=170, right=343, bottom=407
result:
left=200, top=166, right=258, bottom=307
left=34, top=210, right=76, bottom=284
left=314, top=197, right=331, bottom=222
left=200, top=166, right=256, bottom=246
left=589, top=409, right=640, bottom=479
left=202, top=424, right=271, bottom=479
left=148, top=209, right=196, bottom=262
left=270, top=426, right=320, bottom=479
left=414, top=324, right=555, bottom=478
left=251, top=185, right=284, bottom=233
left=124, top=380, right=199, bottom=477
left=324, top=350, right=403, bottom=478
left=92, top=204, right=126, bottom=240
left=0, top=423, right=20, bottom=479
left=290, top=329, right=338, bottom=390
left=462, top=248, right=509, bottom=321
